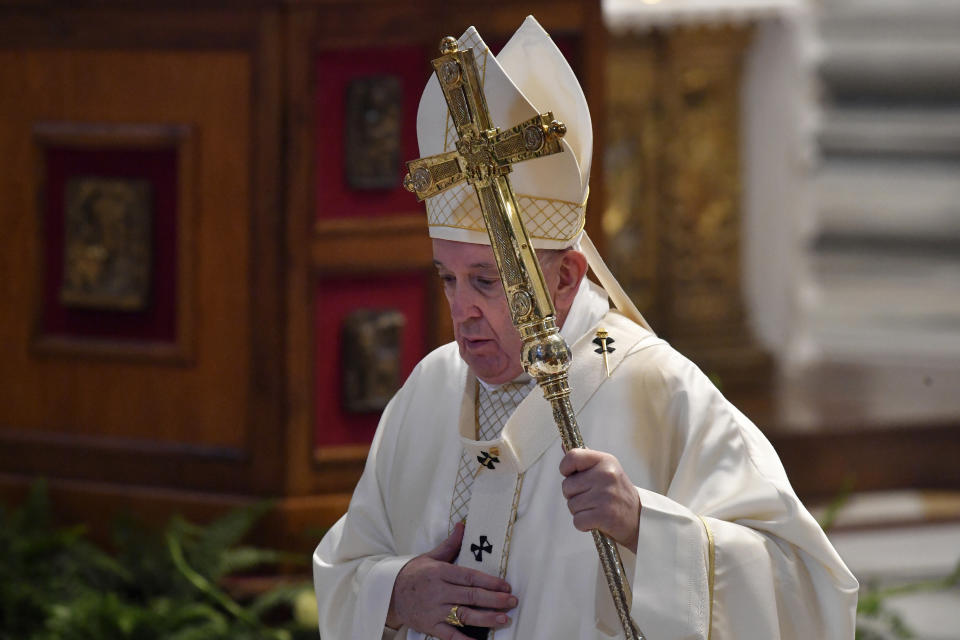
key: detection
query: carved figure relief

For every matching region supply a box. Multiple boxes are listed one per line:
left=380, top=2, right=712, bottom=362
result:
left=60, top=177, right=153, bottom=311
left=341, top=308, right=406, bottom=413
left=345, top=75, right=402, bottom=190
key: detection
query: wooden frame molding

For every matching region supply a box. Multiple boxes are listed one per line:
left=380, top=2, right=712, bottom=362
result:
left=0, top=4, right=285, bottom=500
left=311, top=215, right=434, bottom=273
left=31, top=121, right=198, bottom=365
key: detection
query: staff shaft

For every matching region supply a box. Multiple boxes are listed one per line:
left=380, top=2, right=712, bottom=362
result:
left=405, top=36, right=646, bottom=639
left=538, top=373, right=642, bottom=640
left=481, top=177, right=645, bottom=640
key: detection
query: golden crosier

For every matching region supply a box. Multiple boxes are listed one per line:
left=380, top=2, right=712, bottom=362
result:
left=404, top=36, right=645, bottom=640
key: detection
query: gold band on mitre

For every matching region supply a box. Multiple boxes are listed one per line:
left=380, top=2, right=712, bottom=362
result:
left=427, top=184, right=589, bottom=250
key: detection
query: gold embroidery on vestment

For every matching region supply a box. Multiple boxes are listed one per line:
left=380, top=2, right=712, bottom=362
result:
left=697, top=515, right=716, bottom=639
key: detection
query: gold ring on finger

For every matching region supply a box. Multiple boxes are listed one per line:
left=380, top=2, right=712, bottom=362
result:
left=445, top=605, right=465, bottom=627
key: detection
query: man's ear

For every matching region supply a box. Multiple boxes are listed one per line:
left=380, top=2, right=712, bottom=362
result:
left=554, top=250, right=588, bottom=312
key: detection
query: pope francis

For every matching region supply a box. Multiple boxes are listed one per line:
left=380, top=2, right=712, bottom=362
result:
left=313, top=16, right=859, bottom=640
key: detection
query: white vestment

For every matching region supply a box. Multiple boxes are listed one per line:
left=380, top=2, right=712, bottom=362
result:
left=313, top=282, right=859, bottom=640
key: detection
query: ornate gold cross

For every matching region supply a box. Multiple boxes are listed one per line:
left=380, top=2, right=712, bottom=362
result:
left=403, top=36, right=568, bottom=330
left=404, top=36, right=644, bottom=640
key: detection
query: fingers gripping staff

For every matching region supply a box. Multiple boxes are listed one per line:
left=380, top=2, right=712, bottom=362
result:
left=404, top=36, right=645, bottom=640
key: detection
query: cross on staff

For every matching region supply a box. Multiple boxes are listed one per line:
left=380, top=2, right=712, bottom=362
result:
left=404, top=36, right=644, bottom=640
left=403, top=36, right=566, bottom=329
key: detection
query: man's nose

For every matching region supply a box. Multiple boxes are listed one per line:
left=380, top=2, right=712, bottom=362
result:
left=450, top=284, right=481, bottom=323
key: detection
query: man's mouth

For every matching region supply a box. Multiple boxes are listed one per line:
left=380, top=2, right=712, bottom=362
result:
left=461, top=336, right=494, bottom=350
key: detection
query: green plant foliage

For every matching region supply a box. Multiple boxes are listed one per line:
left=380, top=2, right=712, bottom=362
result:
left=0, top=481, right=318, bottom=640
left=854, top=559, right=960, bottom=640
left=818, top=486, right=960, bottom=640
left=816, top=475, right=855, bottom=534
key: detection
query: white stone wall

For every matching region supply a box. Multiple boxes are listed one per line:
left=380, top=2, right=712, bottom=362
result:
left=800, top=0, right=960, bottom=367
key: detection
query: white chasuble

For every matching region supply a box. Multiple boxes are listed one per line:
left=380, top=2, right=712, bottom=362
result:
left=313, top=284, right=859, bottom=640
left=452, top=313, right=649, bottom=588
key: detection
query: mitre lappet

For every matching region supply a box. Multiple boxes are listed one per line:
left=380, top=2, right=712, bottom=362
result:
left=415, top=15, right=653, bottom=334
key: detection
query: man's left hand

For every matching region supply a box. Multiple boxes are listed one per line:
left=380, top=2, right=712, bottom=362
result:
left=559, top=449, right=641, bottom=554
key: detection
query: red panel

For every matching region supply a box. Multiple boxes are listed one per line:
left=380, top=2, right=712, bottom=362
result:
left=314, top=272, right=430, bottom=448
left=41, top=147, right=178, bottom=342
left=314, top=36, right=580, bottom=221
left=315, top=45, right=430, bottom=219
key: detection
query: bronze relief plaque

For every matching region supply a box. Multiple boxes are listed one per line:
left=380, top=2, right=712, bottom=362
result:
left=345, top=75, right=402, bottom=190
left=60, top=177, right=153, bottom=311
left=341, top=309, right=406, bottom=413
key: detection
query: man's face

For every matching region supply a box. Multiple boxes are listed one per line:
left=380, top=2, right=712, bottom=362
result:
left=432, top=239, right=525, bottom=385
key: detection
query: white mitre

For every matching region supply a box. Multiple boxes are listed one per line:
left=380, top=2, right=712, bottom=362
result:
left=416, top=16, right=589, bottom=249
left=415, top=15, right=653, bottom=333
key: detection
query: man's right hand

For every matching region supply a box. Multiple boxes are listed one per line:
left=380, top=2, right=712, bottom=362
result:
left=386, top=522, right=518, bottom=639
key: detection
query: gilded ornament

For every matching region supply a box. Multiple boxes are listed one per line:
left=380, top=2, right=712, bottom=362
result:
left=411, top=167, right=432, bottom=192
left=60, top=177, right=152, bottom=311
left=439, top=36, right=459, bottom=55
left=341, top=309, right=406, bottom=413
left=345, top=75, right=402, bottom=190
left=603, top=27, right=770, bottom=385
left=523, top=125, right=545, bottom=152
left=510, top=289, right=533, bottom=319
left=440, top=60, right=462, bottom=86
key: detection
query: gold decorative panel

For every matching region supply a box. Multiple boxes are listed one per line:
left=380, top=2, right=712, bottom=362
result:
left=605, top=26, right=772, bottom=391
left=341, top=308, right=406, bottom=413
left=345, top=75, right=403, bottom=190
left=61, top=177, right=153, bottom=311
